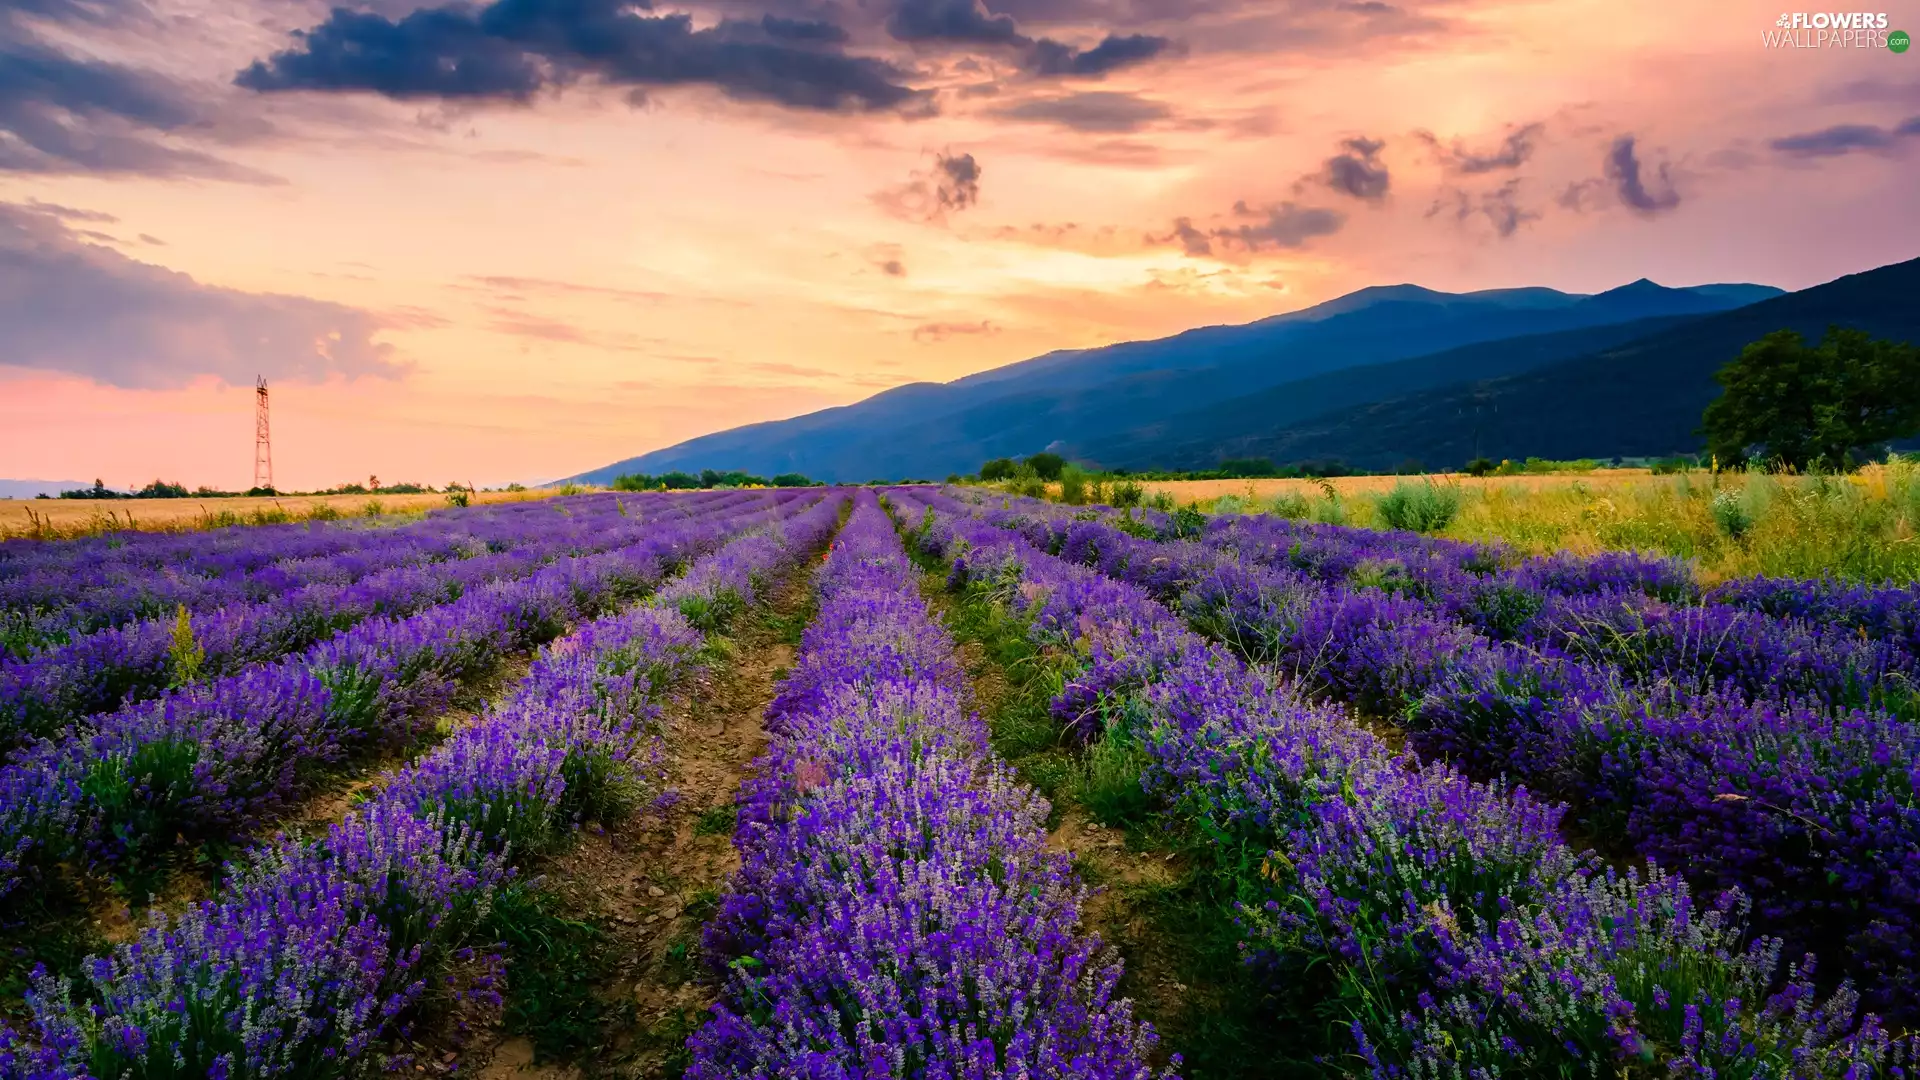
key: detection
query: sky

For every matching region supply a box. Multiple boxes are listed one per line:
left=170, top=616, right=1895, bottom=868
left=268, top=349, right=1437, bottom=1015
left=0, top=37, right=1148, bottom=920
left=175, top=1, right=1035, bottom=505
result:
left=1, top=0, right=1917, bottom=490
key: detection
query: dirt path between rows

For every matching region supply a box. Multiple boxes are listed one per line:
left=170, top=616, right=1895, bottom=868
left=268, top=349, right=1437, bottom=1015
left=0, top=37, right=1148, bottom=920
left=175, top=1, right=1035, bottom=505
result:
left=465, top=570, right=813, bottom=1080
left=913, top=569, right=1193, bottom=1073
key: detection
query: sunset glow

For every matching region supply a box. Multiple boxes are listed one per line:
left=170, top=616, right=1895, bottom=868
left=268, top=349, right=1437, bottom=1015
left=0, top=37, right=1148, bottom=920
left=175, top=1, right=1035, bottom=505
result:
left=3, top=0, right=1916, bottom=488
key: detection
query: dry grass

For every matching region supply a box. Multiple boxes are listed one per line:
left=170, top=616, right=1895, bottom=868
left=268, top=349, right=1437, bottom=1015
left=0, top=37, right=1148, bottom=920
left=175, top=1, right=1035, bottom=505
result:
left=1134, top=469, right=1657, bottom=502
left=0, top=489, right=573, bottom=541
left=1010, top=461, right=1920, bottom=584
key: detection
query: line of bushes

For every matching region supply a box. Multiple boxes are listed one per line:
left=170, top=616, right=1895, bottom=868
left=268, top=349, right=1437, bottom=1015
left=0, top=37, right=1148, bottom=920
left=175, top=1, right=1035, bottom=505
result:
left=608, top=469, right=820, bottom=491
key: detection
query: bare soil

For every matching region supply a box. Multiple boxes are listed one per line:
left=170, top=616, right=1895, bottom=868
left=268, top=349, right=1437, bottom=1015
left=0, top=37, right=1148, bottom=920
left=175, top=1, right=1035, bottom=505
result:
left=460, top=572, right=811, bottom=1079
left=916, top=573, right=1197, bottom=1067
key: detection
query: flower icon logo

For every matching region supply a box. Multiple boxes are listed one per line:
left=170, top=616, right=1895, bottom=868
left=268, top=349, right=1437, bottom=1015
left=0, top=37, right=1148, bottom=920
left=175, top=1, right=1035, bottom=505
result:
left=1777, top=12, right=1793, bottom=26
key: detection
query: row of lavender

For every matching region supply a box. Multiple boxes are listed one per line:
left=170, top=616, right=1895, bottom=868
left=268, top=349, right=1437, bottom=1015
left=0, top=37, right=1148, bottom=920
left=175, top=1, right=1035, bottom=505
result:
left=0, top=493, right=731, bottom=652
left=892, top=489, right=1916, bottom=1078
left=1090, top=498, right=1919, bottom=655
left=686, top=492, right=1170, bottom=1076
left=946, top=488, right=1920, bottom=1024
left=0, top=492, right=767, bottom=751
left=0, top=491, right=817, bottom=910
left=0, top=492, right=847, bottom=1078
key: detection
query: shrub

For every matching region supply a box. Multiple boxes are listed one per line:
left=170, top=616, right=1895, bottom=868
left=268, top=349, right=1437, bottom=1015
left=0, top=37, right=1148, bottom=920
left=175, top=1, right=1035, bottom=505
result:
left=1311, top=495, right=1346, bottom=526
left=1464, top=457, right=1495, bottom=477
left=1212, top=494, right=1246, bottom=514
left=1219, top=458, right=1277, bottom=478
left=1890, top=454, right=1920, bottom=526
left=1025, top=453, right=1066, bottom=481
left=1374, top=480, right=1462, bottom=533
left=979, top=458, right=1018, bottom=481
left=1111, top=480, right=1144, bottom=508
left=1710, top=486, right=1756, bottom=539
left=1265, top=491, right=1311, bottom=519
left=1058, top=465, right=1089, bottom=506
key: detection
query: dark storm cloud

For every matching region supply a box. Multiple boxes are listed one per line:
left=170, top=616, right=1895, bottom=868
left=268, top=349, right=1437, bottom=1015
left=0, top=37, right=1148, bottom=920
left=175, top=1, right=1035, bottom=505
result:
left=1769, top=117, right=1920, bottom=158
left=1318, top=135, right=1388, bottom=200
left=238, top=0, right=925, bottom=113
left=1415, top=121, right=1542, bottom=174
left=1604, top=135, right=1680, bottom=216
left=989, top=90, right=1171, bottom=132
left=0, top=201, right=404, bottom=389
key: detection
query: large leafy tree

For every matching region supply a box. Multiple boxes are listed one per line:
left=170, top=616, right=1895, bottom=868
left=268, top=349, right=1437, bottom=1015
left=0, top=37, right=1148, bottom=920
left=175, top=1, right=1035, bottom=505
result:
left=978, top=457, right=1018, bottom=481
left=1024, top=452, right=1066, bottom=481
left=1701, top=326, right=1920, bottom=470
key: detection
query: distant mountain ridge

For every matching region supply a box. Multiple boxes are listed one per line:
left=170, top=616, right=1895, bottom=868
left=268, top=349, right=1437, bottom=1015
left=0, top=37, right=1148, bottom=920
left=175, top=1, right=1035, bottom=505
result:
left=1210, top=255, right=1920, bottom=472
left=0, top=480, right=89, bottom=500
left=565, top=275, right=1806, bottom=483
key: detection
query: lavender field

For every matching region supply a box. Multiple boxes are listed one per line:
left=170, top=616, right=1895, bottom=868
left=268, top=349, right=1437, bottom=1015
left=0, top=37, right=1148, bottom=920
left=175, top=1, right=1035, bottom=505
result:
left=0, top=486, right=1914, bottom=1078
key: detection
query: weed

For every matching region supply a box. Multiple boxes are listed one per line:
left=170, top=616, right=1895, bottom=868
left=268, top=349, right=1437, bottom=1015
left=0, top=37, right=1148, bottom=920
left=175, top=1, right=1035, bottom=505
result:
left=1264, top=491, right=1311, bottom=519
left=1309, top=493, right=1347, bottom=526
left=487, top=885, right=631, bottom=1064
left=1373, top=480, right=1462, bottom=533
left=165, top=604, right=205, bottom=689
left=1073, top=724, right=1152, bottom=826
left=694, top=803, right=737, bottom=836
left=1059, top=465, right=1089, bottom=506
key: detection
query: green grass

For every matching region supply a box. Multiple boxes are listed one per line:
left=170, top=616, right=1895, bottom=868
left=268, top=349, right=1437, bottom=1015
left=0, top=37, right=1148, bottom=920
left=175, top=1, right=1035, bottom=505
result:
left=486, top=885, right=633, bottom=1064
left=1371, top=479, right=1463, bottom=534
left=918, top=549, right=1339, bottom=1077
left=1116, top=861, right=1347, bottom=1080
left=694, top=803, right=737, bottom=836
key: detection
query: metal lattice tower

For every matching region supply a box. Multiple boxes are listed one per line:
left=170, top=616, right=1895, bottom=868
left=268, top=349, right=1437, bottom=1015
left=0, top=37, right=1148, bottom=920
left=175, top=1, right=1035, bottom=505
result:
left=254, top=377, right=273, bottom=492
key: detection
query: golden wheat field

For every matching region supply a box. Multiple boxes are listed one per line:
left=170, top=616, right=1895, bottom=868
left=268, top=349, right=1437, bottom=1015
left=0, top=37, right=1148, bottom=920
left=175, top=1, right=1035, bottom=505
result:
left=0, top=489, right=567, bottom=540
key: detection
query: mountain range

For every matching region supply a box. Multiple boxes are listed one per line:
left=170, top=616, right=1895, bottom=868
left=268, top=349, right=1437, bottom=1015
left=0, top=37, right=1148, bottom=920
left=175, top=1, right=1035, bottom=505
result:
left=568, top=255, right=1920, bottom=483
left=0, top=480, right=90, bottom=500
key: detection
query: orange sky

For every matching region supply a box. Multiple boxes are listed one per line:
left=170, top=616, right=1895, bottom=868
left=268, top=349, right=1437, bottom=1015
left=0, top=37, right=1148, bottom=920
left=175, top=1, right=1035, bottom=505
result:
left=2, top=0, right=1916, bottom=489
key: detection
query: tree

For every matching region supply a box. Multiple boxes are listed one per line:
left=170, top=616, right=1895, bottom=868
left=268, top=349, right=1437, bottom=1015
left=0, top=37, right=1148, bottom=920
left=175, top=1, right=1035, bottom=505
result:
left=1702, top=326, right=1920, bottom=471
left=979, top=458, right=1018, bottom=481
left=1219, top=457, right=1277, bottom=478
left=1024, top=453, right=1066, bottom=481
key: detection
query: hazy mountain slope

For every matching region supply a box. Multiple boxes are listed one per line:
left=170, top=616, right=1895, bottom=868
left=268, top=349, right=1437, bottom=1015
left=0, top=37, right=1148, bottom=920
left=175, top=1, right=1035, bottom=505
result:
left=1173, top=255, right=1920, bottom=471
left=0, top=480, right=89, bottom=500
left=568, top=279, right=1782, bottom=483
